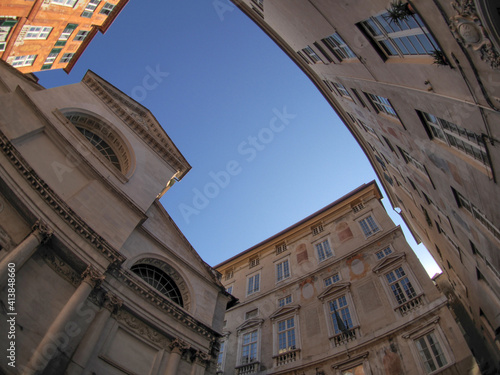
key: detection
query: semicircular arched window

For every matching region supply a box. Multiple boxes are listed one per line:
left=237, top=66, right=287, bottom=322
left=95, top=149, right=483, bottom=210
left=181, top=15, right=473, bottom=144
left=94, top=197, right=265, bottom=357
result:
left=63, top=111, right=131, bottom=174
left=131, top=263, right=184, bottom=307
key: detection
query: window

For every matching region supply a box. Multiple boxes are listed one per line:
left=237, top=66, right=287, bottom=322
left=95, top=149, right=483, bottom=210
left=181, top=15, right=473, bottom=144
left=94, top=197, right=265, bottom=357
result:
left=58, top=24, right=77, bottom=41
left=352, top=202, right=365, bottom=213
left=316, top=239, right=333, bottom=262
left=333, top=83, right=353, bottom=99
left=217, top=340, right=226, bottom=372
left=11, top=55, right=36, bottom=67
left=251, top=0, right=264, bottom=9
left=329, top=295, right=354, bottom=335
left=249, top=257, right=259, bottom=268
left=276, top=259, right=290, bottom=282
left=74, top=30, right=89, bottom=41
left=322, top=33, right=356, bottom=60
left=247, top=273, right=260, bottom=296
left=312, top=223, right=324, bottom=235
left=99, top=2, right=115, bottom=15
left=277, top=317, right=296, bottom=353
left=25, top=26, right=52, bottom=39
left=226, top=285, right=233, bottom=294
left=278, top=295, right=292, bottom=307
left=420, top=111, right=490, bottom=168
left=375, top=246, right=393, bottom=260
left=301, top=45, right=322, bottom=63
left=386, top=266, right=417, bottom=305
left=399, top=148, right=427, bottom=174
left=365, top=93, right=397, bottom=117
left=415, top=332, right=448, bottom=373
left=51, top=0, right=77, bottom=6
left=76, top=127, right=120, bottom=169
left=60, top=53, right=74, bottom=63
left=81, top=0, right=101, bottom=17
left=224, top=269, right=233, bottom=280
left=359, top=11, right=439, bottom=58
left=241, top=330, right=258, bottom=364
left=358, top=215, right=380, bottom=237
left=275, top=242, right=287, bottom=255
left=324, top=272, right=340, bottom=287
left=131, top=264, right=183, bottom=306
left=453, top=188, right=500, bottom=240
left=44, top=49, right=61, bottom=64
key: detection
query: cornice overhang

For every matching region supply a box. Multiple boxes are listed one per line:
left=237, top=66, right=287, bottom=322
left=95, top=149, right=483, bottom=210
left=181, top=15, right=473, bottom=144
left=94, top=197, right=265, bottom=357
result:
left=82, top=71, right=191, bottom=180
left=317, top=282, right=351, bottom=302
left=236, top=318, right=265, bottom=334
left=270, top=304, right=301, bottom=320
left=372, top=253, right=406, bottom=274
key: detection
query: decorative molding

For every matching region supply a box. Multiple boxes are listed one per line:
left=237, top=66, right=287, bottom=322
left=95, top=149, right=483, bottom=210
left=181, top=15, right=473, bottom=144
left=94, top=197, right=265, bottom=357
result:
left=170, top=338, right=191, bottom=353
left=81, top=265, right=105, bottom=288
left=109, top=267, right=219, bottom=341
left=82, top=73, right=190, bottom=178
left=32, top=219, right=53, bottom=244
left=450, top=0, right=500, bottom=69
left=115, top=309, right=170, bottom=348
left=402, top=316, right=441, bottom=339
left=103, top=292, right=123, bottom=313
left=0, top=128, right=126, bottom=266
left=41, top=248, right=81, bottom=287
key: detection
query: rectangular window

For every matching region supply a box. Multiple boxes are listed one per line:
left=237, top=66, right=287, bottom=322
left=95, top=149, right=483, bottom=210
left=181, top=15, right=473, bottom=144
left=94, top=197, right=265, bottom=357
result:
left=51, top=0, right=77, bottom=6
left=278, top=317, right=296, bottom=353
left=386, top=266, right=417, bottom=304
left=301, top=45, right=322, bottom=63
left=419, top=111, right=490, bottom=168
left=217, top=341, right=225, bottom=372
left=415, top=332, right=448, bottom=373
left=226, top=285, right=233, bottom=294
left=58, top=24, right=78, bottom=41
left=316, top=239, right=333, bottom=262
left=278, top=295, right=292, bottom=307
left=352, top=202, right=365, bottom=213
left=359, top=215, right=380, bottom=237
left=321, top=32, right=356, bottom=60
left=99, top=2, right=115, bottom=15
left=81, top=0, right=101, bottom=17
left=324, top=272, right=340, bottom=287
left=60, top=53, right=74, bottom=63
left=44, top=48, right=61, bottom=64
left=351, top=88, right=367, bottom=107
left=241, top=330, right=258, bottom=364
left=25, top=26, right=52, bottom=40
left=312, top=223, right=324, bottom=235
left=365, top=92, right=397, bottom=117
left=359, top=12, right=439, bottom=58
left=74, top=30, right=89, bottom=41
left=276, top=259, right=290, bottom=282
left=329, top=295, right=353, bottom=335
left=376, top=246, right=393, bottom=260
left=11, top=54, right=36, bottom=67
left=333, top=83, right=353, bottom=99
left=249, top=257, right=259, bottom=268
left=275, top=242, right=287, bottom=255
left=399, top=148, right=427, bottom=174
left=247, top=273, right=260, bottom=295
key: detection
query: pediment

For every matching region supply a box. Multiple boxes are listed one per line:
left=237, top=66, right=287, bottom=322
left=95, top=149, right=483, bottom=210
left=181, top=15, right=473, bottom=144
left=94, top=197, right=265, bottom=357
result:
left=317, top=282, right=351, bottom=301
left=83, top=71, right=191, bottom=180
left=270, top=304, right=301, bottom=320
left=372, top=253, right=406, bottom=273
left=237, top=318, right=264, bottom=333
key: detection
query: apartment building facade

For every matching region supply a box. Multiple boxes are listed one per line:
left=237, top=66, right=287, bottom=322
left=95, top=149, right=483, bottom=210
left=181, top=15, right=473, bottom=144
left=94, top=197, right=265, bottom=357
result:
left=215, top=181, right=476, bottom=375
left=0, top=0, right=127, bottom=73
left=229, top=0, right=500, bottom=369
left=0, top=61, right=229, bottom=374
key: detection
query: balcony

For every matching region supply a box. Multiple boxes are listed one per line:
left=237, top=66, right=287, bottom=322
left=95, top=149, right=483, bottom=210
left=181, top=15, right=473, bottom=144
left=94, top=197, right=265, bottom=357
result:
left=273, top=348, right=300, bottom=367
left=235, top=362, right=259, bottom=375
left=330, top=327, right=359, bottom=347
left=396, top=294, right=424, bottom=316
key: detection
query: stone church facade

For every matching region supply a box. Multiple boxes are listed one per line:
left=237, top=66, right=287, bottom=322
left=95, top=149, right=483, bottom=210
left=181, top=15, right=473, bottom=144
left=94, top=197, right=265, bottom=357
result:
left=0, top=61, right=230, bottom=375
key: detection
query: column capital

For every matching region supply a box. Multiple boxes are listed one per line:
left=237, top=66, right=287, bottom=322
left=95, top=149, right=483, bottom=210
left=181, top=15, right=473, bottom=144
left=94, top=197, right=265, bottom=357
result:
left=103, top=292, right=123, bottom=313
left=81, top=265, right=105, bottom=289
left=32, top=220, right=53, bottom=244
left=169, top=338, right=190, bottom=354
left=192, top=350, right=211, bottom=365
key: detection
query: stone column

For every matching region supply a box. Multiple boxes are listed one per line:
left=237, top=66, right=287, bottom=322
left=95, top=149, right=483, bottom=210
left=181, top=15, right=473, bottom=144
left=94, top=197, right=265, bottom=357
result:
left=0, top=220, right=52, bottom=285
left=65, top=292, right=122, bottom=375
left=22, top=266, right=105, bottom=375
left=190, top=351, right=210, bottom=375
left=163, top=338, right=190, bottom=375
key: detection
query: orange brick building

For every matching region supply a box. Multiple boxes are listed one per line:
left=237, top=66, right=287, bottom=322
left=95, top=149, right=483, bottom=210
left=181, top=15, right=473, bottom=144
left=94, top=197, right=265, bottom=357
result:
left=0, top=0, right=128, bottom=73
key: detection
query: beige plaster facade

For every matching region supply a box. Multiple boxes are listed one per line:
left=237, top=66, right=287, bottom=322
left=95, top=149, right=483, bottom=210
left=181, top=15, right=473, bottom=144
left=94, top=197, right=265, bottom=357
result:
left=228, top=0, right=500, bottom=370
left=0, top=61, right=230, bottom=374
left=215, top=181, right=477, bottom=375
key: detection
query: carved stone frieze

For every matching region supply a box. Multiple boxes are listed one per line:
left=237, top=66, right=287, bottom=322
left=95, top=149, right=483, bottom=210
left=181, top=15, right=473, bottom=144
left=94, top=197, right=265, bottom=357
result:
left=41, top=249, right=81, bottom=287
left=450, top=0, right=500, bottom=69
left=170, top=338, right=191, bottom=354
left=115, top=309, right=169, bottom=347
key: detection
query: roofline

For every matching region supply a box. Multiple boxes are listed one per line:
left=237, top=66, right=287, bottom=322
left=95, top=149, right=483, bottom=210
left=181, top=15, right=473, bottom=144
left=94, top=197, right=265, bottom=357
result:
left=214, top=180, right=382, bottom=268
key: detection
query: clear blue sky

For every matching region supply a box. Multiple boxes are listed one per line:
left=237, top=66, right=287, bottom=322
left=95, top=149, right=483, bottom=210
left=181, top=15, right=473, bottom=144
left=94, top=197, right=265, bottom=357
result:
left=37, top=0, right=441, bottom=276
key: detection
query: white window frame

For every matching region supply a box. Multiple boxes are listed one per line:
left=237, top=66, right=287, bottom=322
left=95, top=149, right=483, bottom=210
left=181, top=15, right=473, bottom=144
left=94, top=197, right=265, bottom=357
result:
left=333, top=82, right=353, bottom=99
left=246, top=272, right=261, bottom=296
left=25, top=26, right=52, bottom=40
left=60, top=52, right=74, bottom=63
left=238, top=329, right=260, bottom=365
left=366, top=92, right=397, bottom=117
left=74, top=30, right=89, bottom=41
left=358, top=215, right=380, bottom=238
left=51, top=0, right=78, bottom=6
left=375, top=246, right=393, bottom=260
left=270, top=305, right=301, bottom=366
left=275, top=257, right=291, bottom=283
left=324, top=272, right=341, bottom=287
left=81, top=0, right=101, bottom=17
left=44, top=51, right=59, bottom=64
left=276, top=316, right=298, bottom=354
left=217, top=339, right=226, bottom=373
left=302, top=45, right=322, bottom=63
left=322, top=32, right=356, bottom=61
left=99, top=2, right=115, bottom=15
left=315, top=238, right=334, bottom=262
left=58, top=26, right=75, bottom=41
left=11, top=54, right=36, bottom=67
left=278, top=294, right=292, bottom=308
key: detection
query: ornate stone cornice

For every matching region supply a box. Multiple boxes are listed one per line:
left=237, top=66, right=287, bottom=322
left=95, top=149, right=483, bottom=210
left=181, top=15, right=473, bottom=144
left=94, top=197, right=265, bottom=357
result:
left=81, top=265, right=105, bottom=288
left=32, top=220, right=53, bottom=244
left=82, top=73, right=190, bottom=178
left=109, top=267, right=219, bottom=341
left=0, top=128, right=126, bottom=266
left=450, top=0, right=500, bottom=69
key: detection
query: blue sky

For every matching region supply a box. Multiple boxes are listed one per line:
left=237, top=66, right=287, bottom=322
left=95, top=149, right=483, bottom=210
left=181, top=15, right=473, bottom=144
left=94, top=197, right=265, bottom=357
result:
left=37, top=0, right=441, bottom=276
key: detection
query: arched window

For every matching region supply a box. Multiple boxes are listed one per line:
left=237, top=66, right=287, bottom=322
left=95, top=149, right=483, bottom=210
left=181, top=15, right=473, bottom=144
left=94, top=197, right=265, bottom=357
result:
left=63, top=111, right=131, bottom=174
left=131, top=263, right=184, bottom=307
